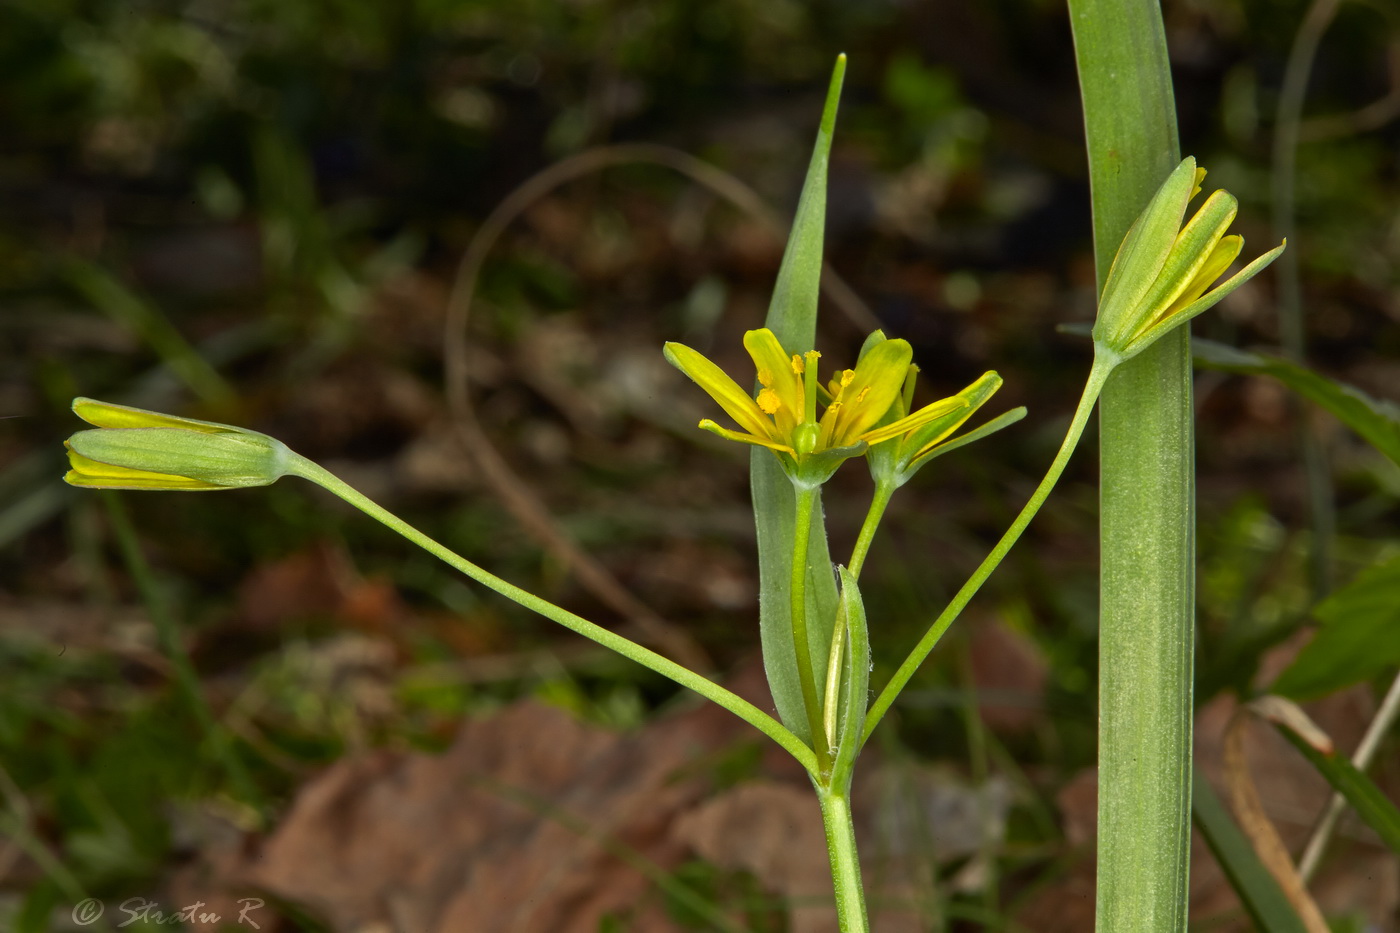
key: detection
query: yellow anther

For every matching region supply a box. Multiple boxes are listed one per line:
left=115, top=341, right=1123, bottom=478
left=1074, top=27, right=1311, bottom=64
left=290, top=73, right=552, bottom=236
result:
left=756, top=387, right=783, bottom=415
left=790, top=354, right=804, bottom=375
left=839, top=370, right=855, bottom=388
left=756, top=367, right=773, bottom=387
left=855, top=386, right=870, bottom=404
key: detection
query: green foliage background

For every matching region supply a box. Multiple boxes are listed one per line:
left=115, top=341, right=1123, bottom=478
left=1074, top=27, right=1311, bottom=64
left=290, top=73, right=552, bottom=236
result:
left=2, top=0, right=1399, bottom=928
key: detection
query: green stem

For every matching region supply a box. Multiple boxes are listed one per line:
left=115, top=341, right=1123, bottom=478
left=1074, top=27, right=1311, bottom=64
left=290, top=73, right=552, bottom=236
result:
left=285, top=455, right=818, bottom=775
left=1097, top=341, right=1196, bottom=933
left=102, top=493, right=263, bottom=816
left=863, top=353, right=1114, bottom=744
left=1070, top=2, right=1195, bottom=929
left=791, top=485, right=831, bottom=774
left=818, top=785, right=869, bottom=933
left=849, top=480, right=895, bottom=580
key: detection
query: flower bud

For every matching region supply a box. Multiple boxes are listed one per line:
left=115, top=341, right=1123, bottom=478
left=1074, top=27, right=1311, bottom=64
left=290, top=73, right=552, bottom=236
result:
left=64, top=398, right=291, bottom=491
left=1092, top=157, right=1284, bottom=361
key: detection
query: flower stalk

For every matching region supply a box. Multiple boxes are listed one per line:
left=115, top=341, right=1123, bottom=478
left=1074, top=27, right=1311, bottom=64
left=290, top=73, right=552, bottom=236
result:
left=61, top=399, right=818, bottom=775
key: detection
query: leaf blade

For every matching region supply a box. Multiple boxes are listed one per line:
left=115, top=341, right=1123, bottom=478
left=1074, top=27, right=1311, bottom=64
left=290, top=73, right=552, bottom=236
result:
left=751, top=57, right=846, bottom=743
left=1193, top=338, right=1400, bottom=467
left=1272, top=554, right=1400, bottom=700
left=1273, top=717, right=1400, bottom=855
left=1192, top=767, right=1312, bottom=933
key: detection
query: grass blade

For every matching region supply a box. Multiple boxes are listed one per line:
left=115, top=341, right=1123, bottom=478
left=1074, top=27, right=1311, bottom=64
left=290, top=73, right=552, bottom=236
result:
left=1193, top=338, right=1400, bottom=468
left=1192, top=767, right=1311, bottom=933
left=1267, top=704, right=1400, bottom=854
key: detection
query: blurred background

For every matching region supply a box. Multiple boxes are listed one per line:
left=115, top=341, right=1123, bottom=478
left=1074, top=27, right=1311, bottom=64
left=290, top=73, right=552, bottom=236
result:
left=2, top=0, right=1399, bottom=929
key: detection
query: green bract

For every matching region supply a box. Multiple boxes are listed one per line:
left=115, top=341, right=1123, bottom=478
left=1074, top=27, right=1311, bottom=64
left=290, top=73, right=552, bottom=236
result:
left=64, top=398, right=291, bottom=491
left=1092, top=157, right=1285, bottom=361
left=665, top=328, right=970, bottom=489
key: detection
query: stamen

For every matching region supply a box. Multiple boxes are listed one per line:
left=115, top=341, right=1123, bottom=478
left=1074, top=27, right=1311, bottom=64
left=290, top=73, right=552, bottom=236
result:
left=756, top=368, right=773, bottom=387
left=802, top=351, right=821, bottom=426
left=757, top=388, right=782, bottom=415
left=790, top=354, right=804, bottom=375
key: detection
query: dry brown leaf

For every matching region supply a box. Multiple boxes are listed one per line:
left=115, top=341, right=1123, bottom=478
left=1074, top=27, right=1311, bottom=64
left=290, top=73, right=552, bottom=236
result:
left=673, top=781, right=835, bottom=933
left=1194, top=685, right=1396, bottom=930
left=236, top=544, right=357, bottom=631
left=175, top=698, right=750, bottom=931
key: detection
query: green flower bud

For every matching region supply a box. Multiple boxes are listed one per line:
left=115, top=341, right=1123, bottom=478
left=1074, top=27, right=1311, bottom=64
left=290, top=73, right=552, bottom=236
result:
left=64, top=398, right=291, bottom=491
left=1092, top=157, right=1285, bottom=362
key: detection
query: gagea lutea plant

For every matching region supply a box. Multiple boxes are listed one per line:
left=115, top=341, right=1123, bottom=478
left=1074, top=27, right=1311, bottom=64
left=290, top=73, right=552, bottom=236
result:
left=63, top=54, right=1280, bottom=932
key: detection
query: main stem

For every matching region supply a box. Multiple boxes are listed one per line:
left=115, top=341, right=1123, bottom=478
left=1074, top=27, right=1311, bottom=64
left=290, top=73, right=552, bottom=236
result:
left=1070, top=2, right=1195, bottom=929
left=792, top=485, right=832, bottom=773
left=863, top=354, right=1113, bottom=744
left=818, top=784, right=868, bottom=933
left=285, top=455, right=818, bottom=775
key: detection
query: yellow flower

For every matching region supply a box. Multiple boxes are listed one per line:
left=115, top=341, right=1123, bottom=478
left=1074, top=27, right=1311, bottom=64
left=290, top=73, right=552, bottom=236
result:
left=64, top=398, right=291, bottom=491
left=865, top=356, right=1018, bottom=488
left=1093, top=157, right=1285, bottom=360
left=664, top=328, right=968, bottom=486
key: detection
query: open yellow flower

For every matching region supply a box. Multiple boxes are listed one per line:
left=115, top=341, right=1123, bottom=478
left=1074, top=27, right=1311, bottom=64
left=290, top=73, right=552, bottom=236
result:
left=64, top=398, right=291, bottom=491
left=664, top=328, right=969, bottom=486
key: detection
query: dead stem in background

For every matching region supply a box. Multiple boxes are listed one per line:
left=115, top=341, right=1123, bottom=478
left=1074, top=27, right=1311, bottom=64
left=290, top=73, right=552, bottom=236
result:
left=1222, top=705, right=1329, bottom=933
left=1273, top=0, right=1342, bottom=600
left=1271, top=0, right=1400, bottom=598
left=1295, top=6, right=1400, bottom=143
left=441, top=143, right=881, bottom=673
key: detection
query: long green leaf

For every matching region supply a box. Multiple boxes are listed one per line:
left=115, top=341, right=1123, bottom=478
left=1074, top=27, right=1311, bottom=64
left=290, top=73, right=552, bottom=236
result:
left=1070, top=3, right=1195, bottom=932
left=752, top=57, right=846, bottom=743
left=1273, top=716, right=1400, bottom=854
left=1272, top=553, right=1400, bottom=700
left=1191, top=767, right=1311, bottom=933
left=1193, top=338, right=1400, bottom=467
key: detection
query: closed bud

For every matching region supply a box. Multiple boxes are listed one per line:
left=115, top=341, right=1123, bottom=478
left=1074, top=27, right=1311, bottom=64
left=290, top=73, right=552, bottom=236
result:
left=1092, top=157, right=1284, bottom=362
left=64, top=398, right=291, bottom=491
